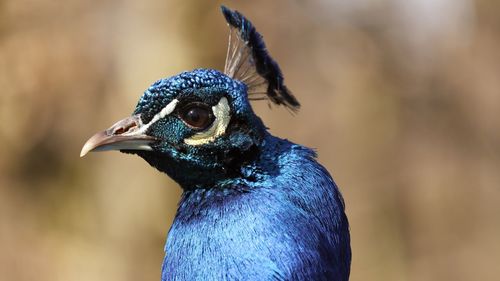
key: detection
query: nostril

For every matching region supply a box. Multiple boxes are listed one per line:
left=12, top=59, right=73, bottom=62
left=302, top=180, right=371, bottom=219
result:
left=108, top=117, right=141, bottom=135
left=113, top=126, right=127, bottom=135
left=113, top=123, right=137, bottom=135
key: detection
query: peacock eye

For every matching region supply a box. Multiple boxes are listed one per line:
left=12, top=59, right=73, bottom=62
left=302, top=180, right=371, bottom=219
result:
left=179, top=103, right=214, bottom=130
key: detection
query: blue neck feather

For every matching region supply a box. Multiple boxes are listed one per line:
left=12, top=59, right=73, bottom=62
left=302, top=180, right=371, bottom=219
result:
left=161, top=134, right=351, bottom=281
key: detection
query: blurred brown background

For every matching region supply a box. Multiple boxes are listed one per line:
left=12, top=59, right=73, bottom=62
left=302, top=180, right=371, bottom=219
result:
left=1, top=0, right=499, bottom=280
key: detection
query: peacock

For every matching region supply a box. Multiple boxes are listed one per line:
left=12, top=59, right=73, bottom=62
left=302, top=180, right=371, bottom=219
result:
left=81, top=6, right=351, bottom=281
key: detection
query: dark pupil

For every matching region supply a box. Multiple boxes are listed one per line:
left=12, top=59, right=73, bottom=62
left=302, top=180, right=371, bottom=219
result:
left=184, top=107, right=210, bottom=128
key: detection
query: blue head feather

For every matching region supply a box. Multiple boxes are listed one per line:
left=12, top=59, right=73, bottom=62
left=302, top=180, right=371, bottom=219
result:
left=131, top=69, right=267, bottom=188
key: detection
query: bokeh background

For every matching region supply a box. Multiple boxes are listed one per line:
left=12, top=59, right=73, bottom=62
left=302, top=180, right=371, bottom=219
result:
left=1, top=0, right=499, bottom=280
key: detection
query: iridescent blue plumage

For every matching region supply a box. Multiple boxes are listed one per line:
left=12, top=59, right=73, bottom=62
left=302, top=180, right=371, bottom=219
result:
left=82, top=6, right=351, bottom=281
left=135, top=69, right=242, bottom=124
left=161, top=132, right=351, bottom=280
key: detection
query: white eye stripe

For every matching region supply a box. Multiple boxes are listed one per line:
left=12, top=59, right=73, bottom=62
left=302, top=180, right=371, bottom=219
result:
left=184, top=97, right=230, bottom=146
left=123, top=99, right=179, bottom=136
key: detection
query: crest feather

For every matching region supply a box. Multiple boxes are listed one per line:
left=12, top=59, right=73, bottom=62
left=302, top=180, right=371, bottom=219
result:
left=221, top=6, right=300, bottom=112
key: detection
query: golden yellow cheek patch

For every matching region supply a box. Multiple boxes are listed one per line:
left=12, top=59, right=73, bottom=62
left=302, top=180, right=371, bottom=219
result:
left=184, top=97, right=230, bottom=146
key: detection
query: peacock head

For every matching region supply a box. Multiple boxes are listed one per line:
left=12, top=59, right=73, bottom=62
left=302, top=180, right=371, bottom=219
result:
left=81, top=6, right=299, bottom=188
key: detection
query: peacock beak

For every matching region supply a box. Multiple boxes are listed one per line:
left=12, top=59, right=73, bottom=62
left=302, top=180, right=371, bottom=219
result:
left=80, top=115, right=157, bottom=157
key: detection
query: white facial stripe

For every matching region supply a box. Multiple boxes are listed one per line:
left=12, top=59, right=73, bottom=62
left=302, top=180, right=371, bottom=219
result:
left=184, top=97, right=231, bottom=146
left=158, top=99, right=179, bottom=119
left=124, top=99, right=179, bottom=136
